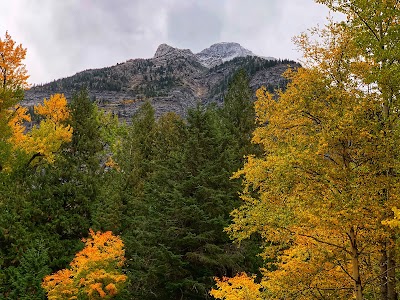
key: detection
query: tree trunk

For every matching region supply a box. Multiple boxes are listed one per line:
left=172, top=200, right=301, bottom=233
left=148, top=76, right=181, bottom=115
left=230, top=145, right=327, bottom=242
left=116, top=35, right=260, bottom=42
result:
left=380, top=244, right=397, bottom=300
left=387, top=248, right=397, bottom=300
left=381, top=247, right=388, bottom=300
left=349, top=226, right=363, bottom=300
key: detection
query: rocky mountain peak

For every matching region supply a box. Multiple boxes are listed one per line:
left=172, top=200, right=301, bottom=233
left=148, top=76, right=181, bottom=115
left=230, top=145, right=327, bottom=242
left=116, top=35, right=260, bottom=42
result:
left=153, top=43, right=195, bottom=60
left=196, top=42, right=257, bottom=68
left=200, top=42, right=254, bottom=56
left=25, top=41, right=297, bottom=120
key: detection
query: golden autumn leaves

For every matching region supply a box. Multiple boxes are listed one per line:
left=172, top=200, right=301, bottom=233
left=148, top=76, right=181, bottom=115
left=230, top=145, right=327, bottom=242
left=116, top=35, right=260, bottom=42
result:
left=210, top=1, right=400, bottom=299
left=8, top=94, right=73, bottom=166
left=0, top=31, right=72, bottom=170
left=42, top=230, right=127, bottom=300
left=210, top=273, right=262, bottom=300
left=0, top=31, right=29, bottom=91
left=221, top=1, right=400, bottom=299
left=3, top=1, right=400, bottom=298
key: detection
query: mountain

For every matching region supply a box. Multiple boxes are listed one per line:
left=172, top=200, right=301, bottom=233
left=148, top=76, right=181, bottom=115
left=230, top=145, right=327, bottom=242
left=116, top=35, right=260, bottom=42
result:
left=24, top=42, right=298, bottom=119
left=196, top=42, right=274, bottom=68
left=154, top=43, right=196, bottom=60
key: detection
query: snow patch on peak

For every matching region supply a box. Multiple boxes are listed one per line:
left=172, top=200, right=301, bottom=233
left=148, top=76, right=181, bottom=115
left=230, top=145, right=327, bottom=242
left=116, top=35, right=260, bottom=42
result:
left=196, top=42, right=259, bottom=68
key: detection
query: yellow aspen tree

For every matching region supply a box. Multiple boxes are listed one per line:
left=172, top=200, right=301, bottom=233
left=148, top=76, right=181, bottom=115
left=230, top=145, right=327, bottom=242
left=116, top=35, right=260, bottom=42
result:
left=314, top=2, right=400, bottom=297
left=7, top=93, right=73, bottom=165
left=0, top=32, right=72, bottom=170
left=42, top=230, right=127, bottom=300
left=28, top=93, right=72, bottom=163
left=0, top=31, right=29, bottom=171
left=228, top=2, right=400, bottom=300
left=0, top=31, right=29, bottom=92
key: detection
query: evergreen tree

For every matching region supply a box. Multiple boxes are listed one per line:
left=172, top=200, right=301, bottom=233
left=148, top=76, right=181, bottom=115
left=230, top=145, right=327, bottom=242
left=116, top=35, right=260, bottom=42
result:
left=221, top=69, right=255, bottom=154
left=0, top=89, right=107, bottom=299
left=115, top=102, right=159, bottom=298
left=31, top=89, right=104, bottom=247
left=131, top=105, right=262, bottom=299
left=6, top=241, right=50, bottom=300
left=219, top=68, right=262, bottom=182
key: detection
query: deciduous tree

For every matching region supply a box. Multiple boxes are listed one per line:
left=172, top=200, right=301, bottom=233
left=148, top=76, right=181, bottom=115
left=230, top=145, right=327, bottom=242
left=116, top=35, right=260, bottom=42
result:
left=0, top=32, right=72, bottom=170
left=0, top=31, right=28, bottom=92
left=8, top=93, right=72, bottom=165
left=228, top=1, right=400, bottom=300
left=0, top=31, right=29, bottom=171
left=42, top=230, right=127, bottom=300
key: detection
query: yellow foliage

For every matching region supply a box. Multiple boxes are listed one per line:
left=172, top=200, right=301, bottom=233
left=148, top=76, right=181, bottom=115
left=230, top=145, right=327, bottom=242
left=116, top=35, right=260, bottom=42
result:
left=210, top=273, right=263, bottom=300
left=121, top=99, right=138, bottom=105
left=7, top=104, right=31, bottom=147
left=41, top=269, right=78, bottom=300
left=42, top=230, right=127, bottom=300
left=0, top=31, right=72, bottom=170
left=35, top=93, right=70, bottom=123
left=104, top=156, right=120, bottom=172
left=0, top=30, right=29, bottom=90
left=6, top=93, right=72, bottom=165
left=382, top=207, right=400, bottom=229
left=228, top=3, right=400, bottom=299
left=28, top=118, right=72, bottom=163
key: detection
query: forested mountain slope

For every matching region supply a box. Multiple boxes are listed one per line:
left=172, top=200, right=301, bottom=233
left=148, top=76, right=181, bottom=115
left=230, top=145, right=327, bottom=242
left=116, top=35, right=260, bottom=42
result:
left=24, top=42, right=298, bottom=119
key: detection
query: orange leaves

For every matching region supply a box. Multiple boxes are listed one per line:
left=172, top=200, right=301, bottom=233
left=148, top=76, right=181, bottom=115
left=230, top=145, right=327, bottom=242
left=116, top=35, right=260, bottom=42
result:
left=105, top=283, right=117, bottom=296
left=104, top=156, right=120, bottom=172
left=210, top=273, right=263, bottom=300
left=0, top=31, right=30, bottom=171
left=42, top=269, right=78, bottom=300
left=0, top=31, right=29, bottom=90
left=42, top=230, right=127, bottom=300
left=71, top=229, right=126, bottom=271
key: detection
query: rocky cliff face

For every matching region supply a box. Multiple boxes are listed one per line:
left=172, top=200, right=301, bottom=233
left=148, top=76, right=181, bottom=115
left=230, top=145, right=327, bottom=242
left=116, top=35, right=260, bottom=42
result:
left=154, top=44, right=196, bottom=60
left=24, top=42, right=298, bottom=120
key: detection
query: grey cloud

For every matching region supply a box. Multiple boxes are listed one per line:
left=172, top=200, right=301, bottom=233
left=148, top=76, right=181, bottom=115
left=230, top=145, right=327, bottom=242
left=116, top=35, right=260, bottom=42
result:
left=1, top=0, right=338, bottom=84
left=5, top=0, right=170, bottom=83
left=220, top=0, right=334, bottom=60
left=166, top=1, right=225, bottom=52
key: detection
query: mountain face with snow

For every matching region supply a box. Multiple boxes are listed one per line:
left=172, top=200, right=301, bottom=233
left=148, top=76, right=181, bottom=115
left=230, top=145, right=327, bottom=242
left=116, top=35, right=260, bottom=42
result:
left=24, top=42, right=295, bottom=119
left=196, top=42, right=259, bottom=68
left=154, top=42, right=272, bottom=68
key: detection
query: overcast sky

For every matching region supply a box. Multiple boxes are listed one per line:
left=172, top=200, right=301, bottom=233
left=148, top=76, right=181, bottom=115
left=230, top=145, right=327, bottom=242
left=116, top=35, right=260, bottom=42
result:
left=1, top=0, right=340, bottom=85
